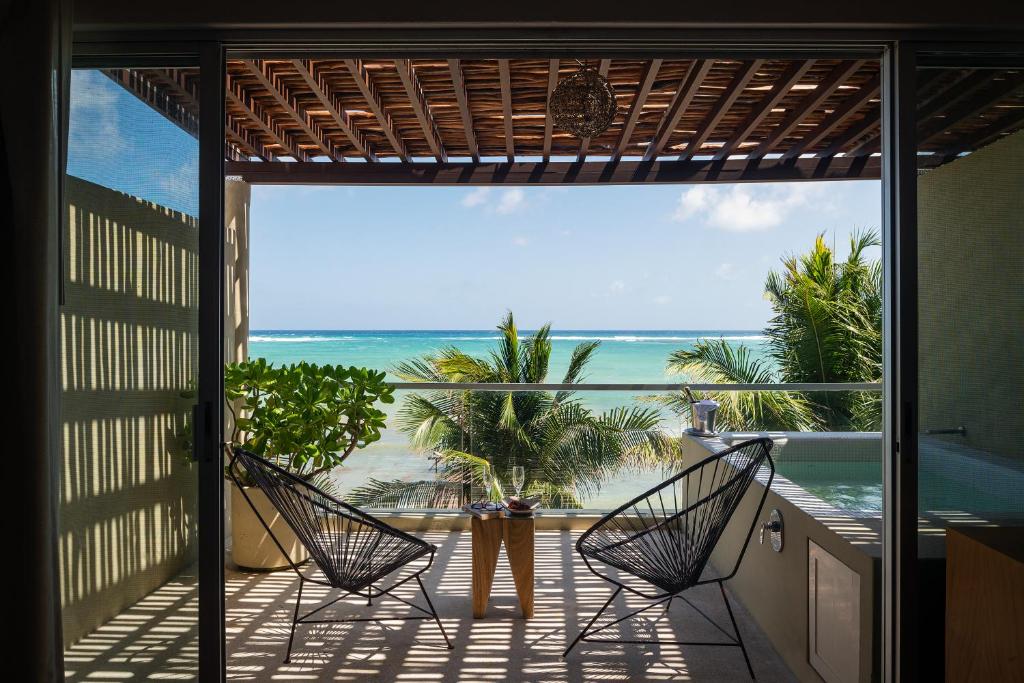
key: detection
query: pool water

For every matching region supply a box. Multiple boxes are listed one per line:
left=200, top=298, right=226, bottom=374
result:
left=775, top=460, right=883, bottom=512
left=776, top=450, right=1024, bottom=516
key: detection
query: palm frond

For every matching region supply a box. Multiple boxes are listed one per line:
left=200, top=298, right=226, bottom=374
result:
left=344, top=478, right=467, bottom=508
left=493, top=311, right=521, bottom=382
left=666, top=339, right=817, bottom=431
left=556, top=340, right=600, bottom=403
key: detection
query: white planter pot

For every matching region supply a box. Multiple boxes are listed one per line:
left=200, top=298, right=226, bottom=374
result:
left=230, top=484, right=310, bottom=570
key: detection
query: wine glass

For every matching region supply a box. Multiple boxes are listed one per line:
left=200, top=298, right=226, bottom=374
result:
left=511, top=464, right=525, bottom=499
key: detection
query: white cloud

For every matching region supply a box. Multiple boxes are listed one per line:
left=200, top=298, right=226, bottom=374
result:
left=653, top=294, right=672, bottom=305
left=609, top=280, right=626, bottom=293
left=512, top=236, right=529, bottom=247
left=715, top=263, right=738, bottom=280
left=461, top=187, right=527, bottom=214
left=69, top=70, right=128, bottom=160
left=497, top=188, right=526, bottom=214
left=673, top=183, right=821, bottom=232
left=461, top=187, right=490, bottom=207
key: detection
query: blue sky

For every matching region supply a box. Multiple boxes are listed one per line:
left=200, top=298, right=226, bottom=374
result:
left=68, top=69, right=199, bottom=216
left=67, top=68, right=882, bottom=331
left=250, top=180, right=881, bottom=330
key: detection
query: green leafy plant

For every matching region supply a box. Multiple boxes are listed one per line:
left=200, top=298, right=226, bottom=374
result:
left=225, top=358, right=394, bottom=484
left=346, top=312, right=674, bottom=509
left=660, top=229, right=882, bottom=432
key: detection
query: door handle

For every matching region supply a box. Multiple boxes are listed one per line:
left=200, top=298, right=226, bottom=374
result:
left=191, top=403, right=201, bottom=462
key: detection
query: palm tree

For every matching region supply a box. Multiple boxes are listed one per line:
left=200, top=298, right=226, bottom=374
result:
left=346, top=312, right=673, bottom=509
left=665, top=229, right=882, bottom=432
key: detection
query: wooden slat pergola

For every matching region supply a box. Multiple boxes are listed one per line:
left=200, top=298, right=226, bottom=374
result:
left=105, top=57, right=1024, bottom=185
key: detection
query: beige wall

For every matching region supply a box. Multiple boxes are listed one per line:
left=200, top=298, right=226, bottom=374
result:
left=681, top=436, right=881, bottom=683
left=917, top=130, right=1024, bottom=459
left=225, top=179, right=250, bottom=368
left=224, top=179, right=251, bottom=542
left=59, top=176, right=200, bottom=646
left=60, top=177, right=252, bottom=646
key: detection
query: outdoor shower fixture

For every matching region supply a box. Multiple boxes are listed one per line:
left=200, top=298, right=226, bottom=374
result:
left=760, top=509, right=784, bottom=552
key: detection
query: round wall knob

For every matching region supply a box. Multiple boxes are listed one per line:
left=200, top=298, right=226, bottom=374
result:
left=759, top=509, right=784, bottom=552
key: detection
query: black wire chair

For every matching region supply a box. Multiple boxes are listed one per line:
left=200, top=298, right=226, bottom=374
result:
left=563, top=437, right=774, bottom=679
left=227, top=447, right=453, bottom=662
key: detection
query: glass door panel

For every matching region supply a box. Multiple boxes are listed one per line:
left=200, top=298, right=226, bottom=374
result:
left=914, top=54, right=1024, bottom=681
left=61, top=65, right=202, bottom=680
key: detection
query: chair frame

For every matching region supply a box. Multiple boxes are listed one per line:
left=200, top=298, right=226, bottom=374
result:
left=563, top=437, right=775, bottom=679
left=227, top=447, right=453, bottom=662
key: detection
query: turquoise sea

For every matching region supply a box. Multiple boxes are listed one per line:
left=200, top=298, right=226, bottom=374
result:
left=247, top=329, right=768, bottom=507
left=249, top=329, right=767, bottom=383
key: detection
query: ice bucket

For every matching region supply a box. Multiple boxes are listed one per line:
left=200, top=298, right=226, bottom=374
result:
left=690, top=399, right=719, bottom=435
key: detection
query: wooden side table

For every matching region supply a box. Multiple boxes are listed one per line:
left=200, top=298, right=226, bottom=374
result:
left=469, top=512, right=534, bottom=618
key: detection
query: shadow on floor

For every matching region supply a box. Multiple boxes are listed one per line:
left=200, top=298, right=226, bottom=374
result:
left=65, top=531, right=797, bottom=682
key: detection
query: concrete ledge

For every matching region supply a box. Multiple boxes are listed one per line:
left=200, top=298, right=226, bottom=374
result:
left=681, top=432, right=881, bottom=683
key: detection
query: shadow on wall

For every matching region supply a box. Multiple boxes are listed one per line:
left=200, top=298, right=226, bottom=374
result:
left=59, top=175, right=199, bottom=647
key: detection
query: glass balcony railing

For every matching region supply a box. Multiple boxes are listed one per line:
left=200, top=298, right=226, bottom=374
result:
left=328, top=382, right=883, bottom=512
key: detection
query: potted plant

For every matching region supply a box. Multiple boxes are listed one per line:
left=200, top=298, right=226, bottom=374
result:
left=225, top=358, right=394, bottom=570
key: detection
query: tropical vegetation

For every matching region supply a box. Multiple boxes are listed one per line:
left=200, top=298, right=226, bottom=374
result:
left=224, top=358, right=394, bottom=484
left=346, top=312, right=673, bottom=508
left=663, top=229, right=882, bottom=432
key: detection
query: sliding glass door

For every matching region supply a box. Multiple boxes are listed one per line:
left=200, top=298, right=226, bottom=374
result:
left=912, top=49, right=1024, bottom=681
left=60, top=49, right=225, bottom=681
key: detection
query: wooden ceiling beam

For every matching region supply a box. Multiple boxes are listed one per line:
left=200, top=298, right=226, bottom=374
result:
left=577, top=58, right=612, bottom=162
left=344, top=59, right=409, bottom=161
left=815, top=114, right=879, bottom=158
left=679, top=59, right=765, bottom=161
left=448, top=59, right=480, bottom=162
left=749, top=59, right=866, bottom=159
left=713, top=60, right=814, bottom=161
left=498, top=59, right=515, bottom=162
left=948, top=105, right=1024, bottom=153
left=781, top=74, right=880, bottom=160
left=917, top=70, right=992, bottom=121
left=134, top=68, right=266, bottom=161
left=917, top=72, right=1024, bottom=146
left=395, top=59, right=446, bottom=162
left=225, top=79, right=305, bottom=161
left=642, top=59, right=714, bottom=162
left=241, top=59, right=337, bottom=161
left=847, top=70, right=1001, bottom=157
left=228, top=155, right=879, bottom=186
left=542, top=59, right=559, bottom=162
left=290, top=59, right=375, bottom=161
left=225, top=122, right=266, bottom=161
left=611, top=58, right=662, bottom=162
left=103, top=68, right=198, bottom=137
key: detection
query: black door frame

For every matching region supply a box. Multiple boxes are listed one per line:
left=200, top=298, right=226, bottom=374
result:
left=67, top=29, right=1024, bottom=683
left=197, top=41, right=227, bottom=682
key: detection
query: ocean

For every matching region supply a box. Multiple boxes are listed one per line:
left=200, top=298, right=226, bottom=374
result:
left=247, top=329, right=768, bottom=507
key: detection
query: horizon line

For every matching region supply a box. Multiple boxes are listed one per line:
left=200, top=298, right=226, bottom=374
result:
left=248, top=327, right=765, bottom=332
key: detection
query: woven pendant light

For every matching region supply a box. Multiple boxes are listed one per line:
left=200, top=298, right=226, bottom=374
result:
left=549, top=64, right=618, bottom=138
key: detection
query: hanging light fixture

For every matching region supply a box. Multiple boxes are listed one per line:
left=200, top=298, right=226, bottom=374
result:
left=549, top=62, right=618, bottom=139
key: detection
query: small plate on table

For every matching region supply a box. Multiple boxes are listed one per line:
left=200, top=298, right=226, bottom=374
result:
left=685, top=427, right=719, bottom=437
left=502, top=496, right=540, bottom=517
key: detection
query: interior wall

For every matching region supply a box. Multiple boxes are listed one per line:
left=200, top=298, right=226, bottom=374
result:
left=59, top=175, right=199, bottom=647
left=917, top=130, right=1024, bottom=460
